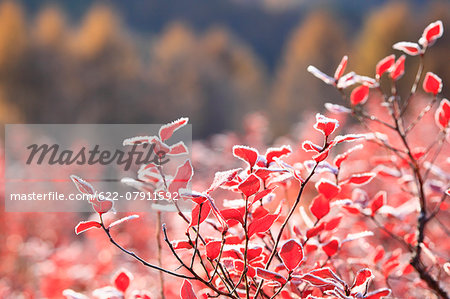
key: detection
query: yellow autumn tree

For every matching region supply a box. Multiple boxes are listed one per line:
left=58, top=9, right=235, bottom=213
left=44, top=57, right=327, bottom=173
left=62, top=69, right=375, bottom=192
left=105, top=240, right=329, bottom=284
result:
left=0, top=1, right=27, bottom=124
left=34, top=5, right=67, bottom=49
left=270, top=11, right=347, bottom=134
left=351, top=2, right=412, bottom=78
left=148, top=22, right=268, bottom=137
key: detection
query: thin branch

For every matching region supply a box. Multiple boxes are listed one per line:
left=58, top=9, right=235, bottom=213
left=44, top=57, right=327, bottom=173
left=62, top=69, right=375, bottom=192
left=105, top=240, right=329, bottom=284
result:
left=99, top=215, right=195, bottom=280
left=254, top=161, right=319, bottom=298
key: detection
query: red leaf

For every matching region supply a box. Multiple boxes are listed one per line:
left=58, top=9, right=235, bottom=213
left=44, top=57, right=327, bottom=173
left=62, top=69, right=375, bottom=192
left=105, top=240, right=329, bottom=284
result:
left=159, top=117, right=188, bottom=141
left=365, top=288, right=391, bottom=299
left=306, top=222, right=325, bottom=238
left=113, top=270, right=132, bottom=293
left=390, top=55, right=405, bottom=81
left=172, top=240, right=193, bottom=250
left=334, top=55, right=348, bottom=80
left=233, top=145, right=259, bottom=168
left=322, top=238, right=339, bottom=256
left=206, top=240, right=222, bottom=260
left=225, top=236, right=242, bottom=244
left=252, top=206, right=269, bottom=219
left=220, top=208, right=244, bottom=226
left=238, top=174, right=261, bottom=197
left=248, top=213, right=278, bottom=237
left=75, top=220, right=101, bottom=235
left=314, top=114, right=339, bottom=136
left=169, top=160, right=193, bottom=194
left=350, top=84, right=369, bottom=105
left=279, top=239, right=304, bottom=271
left=370, top=191, right=386, bottom=216
left=307, top=267, right=340, bottom=281
left=402, top=264, right=414, bottom=275
left=310, top=195, right=330, bottom=220
left=376, top=55, right=395, bottom=79
left=245, top=247, right=264, bottom=261
left=334, top=144, right=363, bottom=168
left=298, top=273, right=333, bottom=287
left=435, top=98, right=450, bottom=129
left=189, top=203, right=211, bottom=228
left=252, top=187, right=276, bottom=205
left=180, top=279, right=197, bottom=299
left=312, top=147, right=332, bottom=162
left=70, top=175, right=95, bottom=195
left=183, top=191, right=208, bottom=204
left=256, top=268, right=287, bottom=285
left=169, top=142, right=188, bottom=155
left=324, top=216, right=342, bottom=231
left=393, top=42, right=421, bottom=56
left=373, top=246, right=385, bottom=263
left=265, top=145, right=292, bottom=164
left=420, top=20, right=443, bottom=47
left=302, top=140, right=322, bottom=153
left=351, top=268, right=374, bottom=291
left=149, top=137, right=171, bottom=155
left=90, top=198, right=113, bottom=215
left=333, top=134, right=365, bottom=144
left=315, top=179, right=341, bottom=200
left=342, top=172, right=376, bottom=185
left=342, top=205, right=361, bottom=214
left=423, top=72, right=442, bottom=95
left=234, top=260, right=257, bottom=278
left=207, top=168, right=241, bottom=193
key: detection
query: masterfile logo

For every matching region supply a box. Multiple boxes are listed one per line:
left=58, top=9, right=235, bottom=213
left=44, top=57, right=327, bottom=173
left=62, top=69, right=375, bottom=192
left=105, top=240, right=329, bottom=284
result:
left=5, top=124, right=191, bottom=212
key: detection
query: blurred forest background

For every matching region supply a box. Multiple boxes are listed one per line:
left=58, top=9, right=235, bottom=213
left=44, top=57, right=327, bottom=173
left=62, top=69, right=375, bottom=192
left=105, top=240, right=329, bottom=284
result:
left=0, top=0, right=449, bottom=138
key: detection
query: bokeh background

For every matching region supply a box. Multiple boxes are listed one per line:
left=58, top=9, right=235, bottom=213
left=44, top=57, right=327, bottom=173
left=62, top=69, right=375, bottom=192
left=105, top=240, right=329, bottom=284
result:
left=0, top=0, right=449, bottom=298
left=0, top=0, right=448, bottom=137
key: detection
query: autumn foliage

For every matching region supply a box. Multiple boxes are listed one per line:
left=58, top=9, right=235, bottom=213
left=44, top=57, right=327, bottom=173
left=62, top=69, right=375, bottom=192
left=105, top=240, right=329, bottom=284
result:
left=58, top=20, right=450, bottom=299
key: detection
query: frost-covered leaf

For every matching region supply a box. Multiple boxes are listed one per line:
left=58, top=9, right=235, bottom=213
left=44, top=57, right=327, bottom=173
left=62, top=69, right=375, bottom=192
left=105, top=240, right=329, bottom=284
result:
left=238, top=173, right=261, bottom=197
left=169, top=160, right=193, bottom=194
left=322, top=238, right=340, bottom=256
left=314, top=113, right=339, bottom=136
left=279, top=239, right=304, bottom=271
left=233, top=145, right=259, bottom=168
left=393, top=41, right=421, bottom=56
left=207, top=168, right=241, bottom=193
left=419, top=20, right=443, bottom=47
left=435, top=98, right=450, bottom=129
left=350, top=84, right=369, bottom=105
left=180, top=279, right=197, bottom=299
left=376, top=55, right=395, bottom=80
left=206, top=240, right=222, bottom=260
left=248, top=213, right=278, bottom=237
left=256, top=268, right=287, bottom=285
left=310, top=195, right=330, bottom=220
left=423, top=72, right=442, bottom=95
left=334, top=55, right=348, bottom=81
left=70, top=175, right=95, bottom=195
left=75, top=220, right=101, bottom=235
left=342, top=172, right=376, bottom=185
left=390, top=55, right=406, bottom=81
left=316, top=179, right=341, bottom=199
left=189, top=203, right=211, bottom=229
left=108, top=215, right=139, bottom=229
left=325, top=103, right=352, bottom=114
left=307, top=65, right=335, bottom=85
left=159, top=117, right=189, bottom=142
